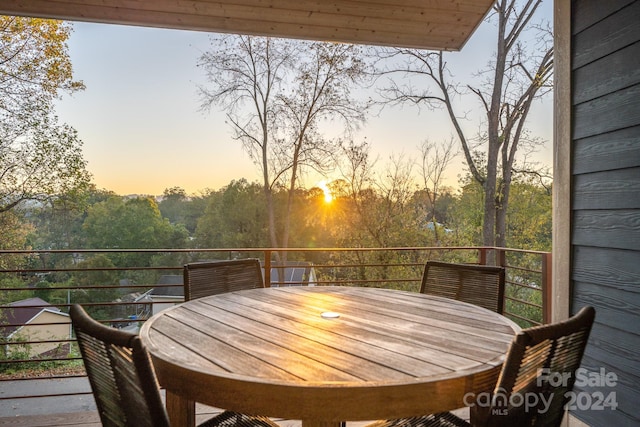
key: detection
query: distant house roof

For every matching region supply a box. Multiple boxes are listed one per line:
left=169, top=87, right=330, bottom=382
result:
left=149, top=275, right=184, bottom=297
left=425, top=221, right=453, bottom=234
left=1, top=297, right=67, bottom=339
left=144, top=266, right=317, bottom=295
left=267, top=261, right=317, bottom=287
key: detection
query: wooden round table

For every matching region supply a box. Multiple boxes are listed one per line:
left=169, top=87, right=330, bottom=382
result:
left=139, top=286, right=519, bottom=427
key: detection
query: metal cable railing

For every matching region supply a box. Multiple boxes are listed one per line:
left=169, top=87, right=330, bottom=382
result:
left=0, top=246, right=550, bottom=402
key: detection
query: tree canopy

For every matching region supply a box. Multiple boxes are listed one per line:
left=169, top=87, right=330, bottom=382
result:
left=198, top=36, right=369, bottom=259
left=0, top=16, right=90, bottom=214
left=375, top=0, right=552, bottom=248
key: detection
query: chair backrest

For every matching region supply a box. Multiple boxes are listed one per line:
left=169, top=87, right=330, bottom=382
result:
left=183, top=258, right=265, bottom=301
left=481, top=306, right=596, bottom=427
left=70, top=304, right=170, bottom=427
left=420, top=261, right=506, bottom=313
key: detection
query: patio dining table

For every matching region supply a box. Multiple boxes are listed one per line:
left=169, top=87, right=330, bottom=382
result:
left=139, top=286, right=519, bottom=427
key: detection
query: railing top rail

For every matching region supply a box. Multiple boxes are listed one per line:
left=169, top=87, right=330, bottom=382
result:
left=0, top=246, right=549, bottom=255
left=490, top=246, right=551, bottom=255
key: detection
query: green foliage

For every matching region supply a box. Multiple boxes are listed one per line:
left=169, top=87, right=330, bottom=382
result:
left=443, top=175, right=552, bottom=251
left=0, top=338, right=32, bottom=373
left=72, top=255, right=118, bottom=293
left=158, top=187, right=188, bottom=224
left=0, top=276, right=32, bottom=306
left=0, top=336, right=81, bottom=375
left=505, top=282, right=544, bottom=328
left=83, top=196, right=189, bottom=266
left=69, top=255, right=121, bottom=320
left=0, top=17, right=90, bottom=214
left=158, top=187, right=208, bottom=235
left=447, top=181, right=485, bottom=246
left=27, top=186, right=114, bottom=251
left=0, top=211, right=34, bottom=269
left=0, top=17, right=84, bottom=104
left=195, top=180, right=268, bottom=248
left=505, top=181, right=552, bottom=251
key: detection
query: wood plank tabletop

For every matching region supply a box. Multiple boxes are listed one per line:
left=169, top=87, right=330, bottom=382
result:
left=139, top=286, right=519, bottom=427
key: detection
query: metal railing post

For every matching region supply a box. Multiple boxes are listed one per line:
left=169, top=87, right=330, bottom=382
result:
left=264, top=250, right=272, bottom=287
left=478, top=248, right=488, bottom=265
left=497, top=248, right=506, bottom=267
left=542, top=252, right=553, bottom=324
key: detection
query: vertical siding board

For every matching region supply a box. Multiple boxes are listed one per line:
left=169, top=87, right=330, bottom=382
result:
left=571, top=1, right=640, bottom=424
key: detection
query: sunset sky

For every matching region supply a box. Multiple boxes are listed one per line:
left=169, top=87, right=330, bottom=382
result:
left=54, top=3, right=553, bottom=196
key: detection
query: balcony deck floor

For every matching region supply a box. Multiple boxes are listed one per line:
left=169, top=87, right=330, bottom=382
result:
left=0, top=410, right=382, bottom=427
left=0, top=406, right=470, bottom=427
left=0, top=376, right=470, bottom=427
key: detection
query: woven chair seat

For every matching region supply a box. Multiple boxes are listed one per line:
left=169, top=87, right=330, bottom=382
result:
left=368, top=306, right=595, bottom=427
left=70, top=304, right=279, bottom=427
left=367, top=412, right=470, bottom=427
left=199, top=411, right=279, bottom=427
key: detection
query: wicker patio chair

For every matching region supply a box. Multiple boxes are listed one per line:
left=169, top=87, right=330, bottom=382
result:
left=367, top=305, right=596, bottom=427
left=183, top=259, right=265, bottom=301
left=70, top=304, right=279, bottom=427
left=420, top=261, right=506, bottom=313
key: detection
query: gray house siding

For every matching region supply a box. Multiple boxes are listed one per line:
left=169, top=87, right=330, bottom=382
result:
left=571, top=0, right=640, bottom=425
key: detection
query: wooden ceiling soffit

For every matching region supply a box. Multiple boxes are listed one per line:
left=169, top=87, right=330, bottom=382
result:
left=0, top=0, right=495, bottom=50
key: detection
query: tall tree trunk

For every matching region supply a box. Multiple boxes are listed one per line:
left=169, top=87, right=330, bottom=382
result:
left=483, top=153, right=498, bottom=247
left=262, top=125, right=281, bottom=263
left=483, top=1, right=509, bottom=248
left=281, top=141, right=303, bottom=266
left=495, top=177, right=510, bottom=249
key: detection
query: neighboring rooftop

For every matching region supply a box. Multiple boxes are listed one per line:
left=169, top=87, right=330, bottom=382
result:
left=149, top=274, right=184, bottom=297
left=1, top=297, right=63, bottom=338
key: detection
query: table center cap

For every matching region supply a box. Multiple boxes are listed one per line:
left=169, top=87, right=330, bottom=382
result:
left=321, top=311, right=340, bottom=319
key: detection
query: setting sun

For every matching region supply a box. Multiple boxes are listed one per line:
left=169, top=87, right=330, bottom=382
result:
left=318, top=181, right=333, bottom=203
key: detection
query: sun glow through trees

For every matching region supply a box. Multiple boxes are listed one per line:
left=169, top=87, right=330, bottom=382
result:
left=318, top=181, right=333, bottom=203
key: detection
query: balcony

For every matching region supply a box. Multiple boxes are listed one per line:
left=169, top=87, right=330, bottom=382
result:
left=0, top=246, right=550, bottom=423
